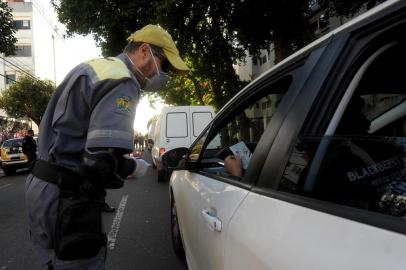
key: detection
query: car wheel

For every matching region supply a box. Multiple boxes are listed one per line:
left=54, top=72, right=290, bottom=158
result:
left=171, top=194, right=185, bottom=258
left=3, top=167, right=15, bottom=176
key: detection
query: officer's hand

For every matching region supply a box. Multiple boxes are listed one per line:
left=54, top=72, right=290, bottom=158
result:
left=224, top=155, right=243, bottom=177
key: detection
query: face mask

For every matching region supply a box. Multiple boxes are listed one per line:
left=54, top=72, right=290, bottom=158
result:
left=126, top=47, right=170, bottom=92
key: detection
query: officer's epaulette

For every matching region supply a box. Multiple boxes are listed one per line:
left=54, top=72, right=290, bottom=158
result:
left=86, top=57, right=131, bottom=82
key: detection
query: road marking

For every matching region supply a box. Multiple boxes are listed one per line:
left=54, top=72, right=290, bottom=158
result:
left=107, top=194, right=128, bottom=250
left=0, top=184, right=11, bottom=190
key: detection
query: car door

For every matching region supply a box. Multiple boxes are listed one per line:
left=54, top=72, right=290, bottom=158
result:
left=172, top=54, right=320, bottom=269
left=225, top=6, right=406, bottom=270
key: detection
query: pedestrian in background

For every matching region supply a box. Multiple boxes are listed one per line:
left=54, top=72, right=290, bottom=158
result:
left=25, top=24, right=188, bottom=270
left=22, top=129, right=37, bottom=170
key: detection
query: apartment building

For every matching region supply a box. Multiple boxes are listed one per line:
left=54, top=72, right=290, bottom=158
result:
left=0, top=0, right=65, bottom=90
left=0, top=0, right=68, bottom=135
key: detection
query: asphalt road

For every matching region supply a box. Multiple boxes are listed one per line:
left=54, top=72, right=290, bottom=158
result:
left=0, top=151, right=188, bottom=270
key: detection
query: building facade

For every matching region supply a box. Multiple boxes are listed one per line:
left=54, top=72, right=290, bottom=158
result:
left=0, top=0, right=68, bottom=136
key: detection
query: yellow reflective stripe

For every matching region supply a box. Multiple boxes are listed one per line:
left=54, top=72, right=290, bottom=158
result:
left=86, top=57, right=131, bottom=81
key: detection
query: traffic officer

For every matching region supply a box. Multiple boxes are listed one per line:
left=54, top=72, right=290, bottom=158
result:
left=25, top=24, right=188, bottom=270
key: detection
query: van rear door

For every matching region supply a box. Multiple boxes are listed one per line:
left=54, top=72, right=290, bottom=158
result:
left=165, top=109, right=190, bottom=151
left=190, top=107, right=214, bottom=144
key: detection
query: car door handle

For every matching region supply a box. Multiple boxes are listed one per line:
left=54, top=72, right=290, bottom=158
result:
left=201, top=208, right=222, bottom=232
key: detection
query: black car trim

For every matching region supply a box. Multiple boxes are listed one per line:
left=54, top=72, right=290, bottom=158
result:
left=252, top=186, right=406, bottom=235
left=309, top=18, right=406, bottom=135
left=256, top=35, right=350, bottom=190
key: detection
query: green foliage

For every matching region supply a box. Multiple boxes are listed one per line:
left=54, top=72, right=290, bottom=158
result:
left=51, top=0, right=384, bottom=109
left=0, top=76, right=55, bottom=126
left=0, top=2, right=17, bottom=56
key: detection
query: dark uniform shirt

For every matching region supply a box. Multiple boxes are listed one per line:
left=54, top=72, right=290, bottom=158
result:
left=38, top=53, right=140, bottom=172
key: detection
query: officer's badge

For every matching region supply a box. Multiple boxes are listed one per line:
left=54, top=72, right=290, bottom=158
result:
left=116, top=94, right=133, bottom=113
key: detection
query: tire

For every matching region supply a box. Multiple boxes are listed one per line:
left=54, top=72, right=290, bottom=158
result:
left=3, top=167, right=15, bottom=176
left=171, top=195, right=185, bottom=258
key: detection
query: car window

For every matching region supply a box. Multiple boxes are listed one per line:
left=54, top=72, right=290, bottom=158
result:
left=192, top=112, right=213, bottom=137
left=166, top=112, right=188, bottom=138
left=280, top=40, right=406, bottom=218
left=198, top=76, right=292, bottom=180
left=3, top=139, right=23, bottom=148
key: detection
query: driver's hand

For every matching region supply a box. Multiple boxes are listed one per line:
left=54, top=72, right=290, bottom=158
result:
left=224, top=155, right=243, bottom=178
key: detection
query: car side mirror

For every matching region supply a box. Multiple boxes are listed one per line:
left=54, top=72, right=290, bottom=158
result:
left=161, top=147, right=189, bottom=170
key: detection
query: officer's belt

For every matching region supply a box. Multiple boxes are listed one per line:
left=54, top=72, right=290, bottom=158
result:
left=32, top=159, right=83, bottom=186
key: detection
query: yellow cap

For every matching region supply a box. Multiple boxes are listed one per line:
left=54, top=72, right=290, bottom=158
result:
left=127, top=24, right=189, bottom=74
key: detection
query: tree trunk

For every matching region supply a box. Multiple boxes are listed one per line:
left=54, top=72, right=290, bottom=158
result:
left=273, top=36, right=295, bottom=64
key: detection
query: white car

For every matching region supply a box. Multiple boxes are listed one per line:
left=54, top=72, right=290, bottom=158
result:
left=163, top=1, right=406, bottom=269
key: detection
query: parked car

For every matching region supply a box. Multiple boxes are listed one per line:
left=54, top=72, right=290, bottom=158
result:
left=163, top=1, right=406, bottom=269
left=152, top=106, right=215, bottom=181
left=0, top=137, right=29, bottom=175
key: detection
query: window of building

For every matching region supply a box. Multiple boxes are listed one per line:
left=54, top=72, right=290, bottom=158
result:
left=5, top=73, right=16, bottom=85
left=280, top=41, right=406, bottom=218
left=13, top=20, right=31, bottom=30
left=15, top=45, right=32, bottom=57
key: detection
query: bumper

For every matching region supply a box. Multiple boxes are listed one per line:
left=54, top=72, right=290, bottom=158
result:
left=1, top=160, right=28, bottom=169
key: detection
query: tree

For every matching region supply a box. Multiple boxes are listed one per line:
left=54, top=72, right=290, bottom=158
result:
left=0, top=76, right=55, bottom=126
left=0, top=2, right=17, bottom=56
left=51, top=0, right=385, bottom=109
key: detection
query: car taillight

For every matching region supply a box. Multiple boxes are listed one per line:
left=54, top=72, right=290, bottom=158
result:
left=159, top=147, right=166, bottom=156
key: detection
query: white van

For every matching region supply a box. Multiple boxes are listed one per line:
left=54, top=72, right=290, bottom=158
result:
left=152, top=106, right=215, bottom=181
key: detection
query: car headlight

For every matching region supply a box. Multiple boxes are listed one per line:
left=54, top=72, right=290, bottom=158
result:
left=1, top=148, right=10, bottom=161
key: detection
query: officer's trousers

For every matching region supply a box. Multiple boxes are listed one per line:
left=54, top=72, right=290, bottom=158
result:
left=25, top=174, right=106, bottom=270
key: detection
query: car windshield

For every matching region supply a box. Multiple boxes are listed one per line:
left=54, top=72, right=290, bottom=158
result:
left=2, top=139, right=23, bottom=148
